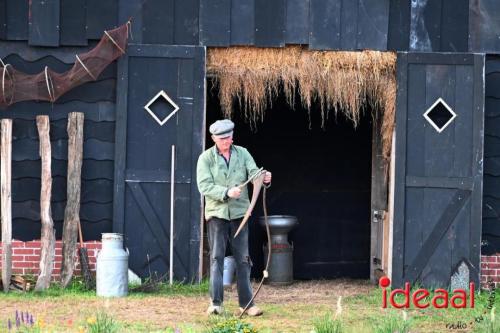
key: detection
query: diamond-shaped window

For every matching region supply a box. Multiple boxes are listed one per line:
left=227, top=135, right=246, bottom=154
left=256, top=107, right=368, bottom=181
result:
left=423, top=98, right=457, bottom=133
left=144, top=90, right=180, bottom=126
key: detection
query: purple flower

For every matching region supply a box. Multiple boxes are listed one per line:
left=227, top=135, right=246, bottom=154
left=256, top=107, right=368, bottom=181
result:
left=29, top=314, right=34, bottom=326
left=15, top=310, right=19, bottom=322
left=21, top=311, right=25, bottom=324
left=15, top=316, right=20, bottom=328
left=7, top=318, right=12, bottom=331
left=174, top=328, right=181, bottom=333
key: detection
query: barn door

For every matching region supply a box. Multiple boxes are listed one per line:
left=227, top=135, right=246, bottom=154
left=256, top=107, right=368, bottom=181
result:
left=392, top=53, right=484, bottom=288
left=113, top=45, right=205, bottom=282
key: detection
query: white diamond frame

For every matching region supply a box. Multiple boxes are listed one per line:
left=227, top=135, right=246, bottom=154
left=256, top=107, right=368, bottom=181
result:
left=144, top=90, right=180, bottom=126
left=423, top=97, right=457, bottom=133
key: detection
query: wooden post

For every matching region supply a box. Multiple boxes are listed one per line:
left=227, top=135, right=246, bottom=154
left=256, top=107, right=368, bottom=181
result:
left=35, top=115, right=55, bottom=291
left=170, top=145, right=175, bottom=285
left=1, top=119, right=12, bottom=292
left=60, top=112, right=84, bottom=287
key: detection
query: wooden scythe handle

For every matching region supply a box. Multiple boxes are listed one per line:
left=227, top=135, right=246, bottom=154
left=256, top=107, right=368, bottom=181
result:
left=233, top=171, right=266, bottom=238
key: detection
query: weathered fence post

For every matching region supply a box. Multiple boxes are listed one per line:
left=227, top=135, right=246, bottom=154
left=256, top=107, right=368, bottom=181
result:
left=1, top=119, right=12, bottom=292
left=60, top=112, right=84, bottom=287
left=35, top=115, right=55, bottom=291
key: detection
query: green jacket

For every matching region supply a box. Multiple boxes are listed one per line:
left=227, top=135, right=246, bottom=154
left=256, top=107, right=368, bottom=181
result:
left=196, top=145, right=261, bottom=221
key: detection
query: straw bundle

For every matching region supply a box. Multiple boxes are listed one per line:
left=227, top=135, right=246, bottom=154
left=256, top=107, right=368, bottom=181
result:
left=207, top=46, right=396, bottom=159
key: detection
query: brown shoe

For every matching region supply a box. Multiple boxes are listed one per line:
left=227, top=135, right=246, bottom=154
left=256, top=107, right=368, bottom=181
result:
left=239, top=306, right=263, bottom=317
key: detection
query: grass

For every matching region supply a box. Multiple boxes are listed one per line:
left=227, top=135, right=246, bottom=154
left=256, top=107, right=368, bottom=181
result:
left=312, top=312, right=343, bottom=333
left=0, top=276, right=209, bottom=300
left=0, top=278, right=498, bottom=332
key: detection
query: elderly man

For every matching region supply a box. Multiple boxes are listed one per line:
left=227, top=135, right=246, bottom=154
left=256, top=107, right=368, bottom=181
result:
left=196, top=119, right=271, bottom=316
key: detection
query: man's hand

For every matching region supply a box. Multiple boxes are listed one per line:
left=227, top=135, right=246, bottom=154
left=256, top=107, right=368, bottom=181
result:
left=264, top=171, right=272, bottom=184
left=227, top=186, right=242, bottom=199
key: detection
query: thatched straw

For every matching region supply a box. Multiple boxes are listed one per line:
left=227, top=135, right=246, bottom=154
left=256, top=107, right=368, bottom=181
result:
left=207, top=46, right=396, bottom=160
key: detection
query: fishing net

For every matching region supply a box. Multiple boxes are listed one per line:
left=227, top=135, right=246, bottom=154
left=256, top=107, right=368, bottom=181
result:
left=0, top=21, right=130, bottom=108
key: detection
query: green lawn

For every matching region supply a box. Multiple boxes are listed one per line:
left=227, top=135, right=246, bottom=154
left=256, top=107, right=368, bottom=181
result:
left=0, top=279, right=498, bottom=332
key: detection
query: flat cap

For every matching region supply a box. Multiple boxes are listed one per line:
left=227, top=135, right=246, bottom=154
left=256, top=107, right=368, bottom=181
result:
left=209, top=119, right=234, bottom=138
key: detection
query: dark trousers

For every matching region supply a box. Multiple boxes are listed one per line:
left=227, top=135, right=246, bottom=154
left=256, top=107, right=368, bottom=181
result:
left=207, top=217, right=254, bottom=307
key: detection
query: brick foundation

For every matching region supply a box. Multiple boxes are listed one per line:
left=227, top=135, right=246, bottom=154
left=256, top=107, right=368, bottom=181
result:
left=0, top=239, right=101, bottom=280
left=481, top=254, right=500, bottom=288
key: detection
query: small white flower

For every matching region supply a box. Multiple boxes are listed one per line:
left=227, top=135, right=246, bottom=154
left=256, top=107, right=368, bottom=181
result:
left=334, top=296, right=343, bottom=319
left=402, top=310, right=408, bottom=321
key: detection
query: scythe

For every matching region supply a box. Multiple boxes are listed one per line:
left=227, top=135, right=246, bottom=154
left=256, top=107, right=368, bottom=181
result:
left=233, top=169, right=272, bottom=318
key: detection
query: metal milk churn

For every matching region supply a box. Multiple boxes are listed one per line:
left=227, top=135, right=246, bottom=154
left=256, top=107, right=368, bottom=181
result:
left=96, top=233, right=129, bottom=297
left=259, top=215, right=298, bottom=285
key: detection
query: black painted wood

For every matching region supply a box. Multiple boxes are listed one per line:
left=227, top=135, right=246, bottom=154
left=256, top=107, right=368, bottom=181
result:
left=12, top=178, right=112, bottom=203
left=483, top=196, right=500, bottom=219
left=1, top=54, right=116, bottom=81
left=118, top=0, right=143, bottom=43
left=86, top=0, right=118, bottom=39
left=6, top=0, right=28, bottom=40
left=388, top=0, right=410, bottom=50
left=406, top=177, right=473, bottom=190
left=0, top=0, right=6, bottom=39
left=12, top=138, right=114, bottom=161
left=356, top=0, right=389, bottom=50
left=484, top=158, right=500, bottom=176
left=285, top=0, right=309, bottom=45
left=142, top=0, right=174, bottom=44
left=2, top=101, right=115, bottom=122
left=13, top=201, right=112, bottom=221
left=406, top=190, right=471, bottom=282
left=483, top=55, right=500, bottom=255
left=29, top=0, right=60, bottom=46
left=486, top=73, right=500, bottom=98
left=60, top=0, right=87, bottom=46
left=174, top=0, right=199, bottom=45
left=199, top=0, right=231, bottom=46
left=392, top=53, right=408, bottom=288
left=230, top=0, right=254, bottom=45
left=114, top=44, right=205, bottom=281
left=128, top=182, right=188, bottom=277
left=11, top=159, right=114, bottom=181
left=469, top=0, right=500, bottom=53
left=12, top=119, right=114, bottom=142
left=309, top=0, right=341, bottom=50
left=392, top=52, right=484, bottom=288
left=408, top=0, right=441, bottom=51
left=441, top=0, right=468, bottom=52
left=339, top=0, right=357, bottom=50
left=483, top=218, right=500, bottom=236
left=471, top=54, right=485, bottom=275
left=7, top=218, right=112, bottom=241
left=57, top=79, right=116, bottom=103
left=254, top=0, right=285, bottom=47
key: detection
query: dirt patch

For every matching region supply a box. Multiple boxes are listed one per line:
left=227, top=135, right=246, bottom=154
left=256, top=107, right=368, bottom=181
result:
left=0, top=279, right=374, bottom=332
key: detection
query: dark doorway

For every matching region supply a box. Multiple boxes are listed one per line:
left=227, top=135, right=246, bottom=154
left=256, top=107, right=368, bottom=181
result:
left=205, top=78, right=372, bottom=279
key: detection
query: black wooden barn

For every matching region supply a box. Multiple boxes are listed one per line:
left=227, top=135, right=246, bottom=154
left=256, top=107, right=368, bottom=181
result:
left=0, top=0, right=499, bottom=288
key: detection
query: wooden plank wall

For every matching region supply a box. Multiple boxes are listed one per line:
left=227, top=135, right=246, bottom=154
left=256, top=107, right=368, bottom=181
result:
left=483, top=55, right=500, bottom=254
left=2, top=0, right=500, bottom=52
left=0, top=52, right=116, bottom=242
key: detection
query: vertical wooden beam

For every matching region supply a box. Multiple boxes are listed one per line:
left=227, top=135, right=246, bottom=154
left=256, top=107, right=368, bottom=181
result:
left=370, top=111, right=389, bottom=283
left=60, top=112, right=84, bottom=287
left=1, top=119, right=12, bottom=292
left=35, top=115, right=55, bottom=291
